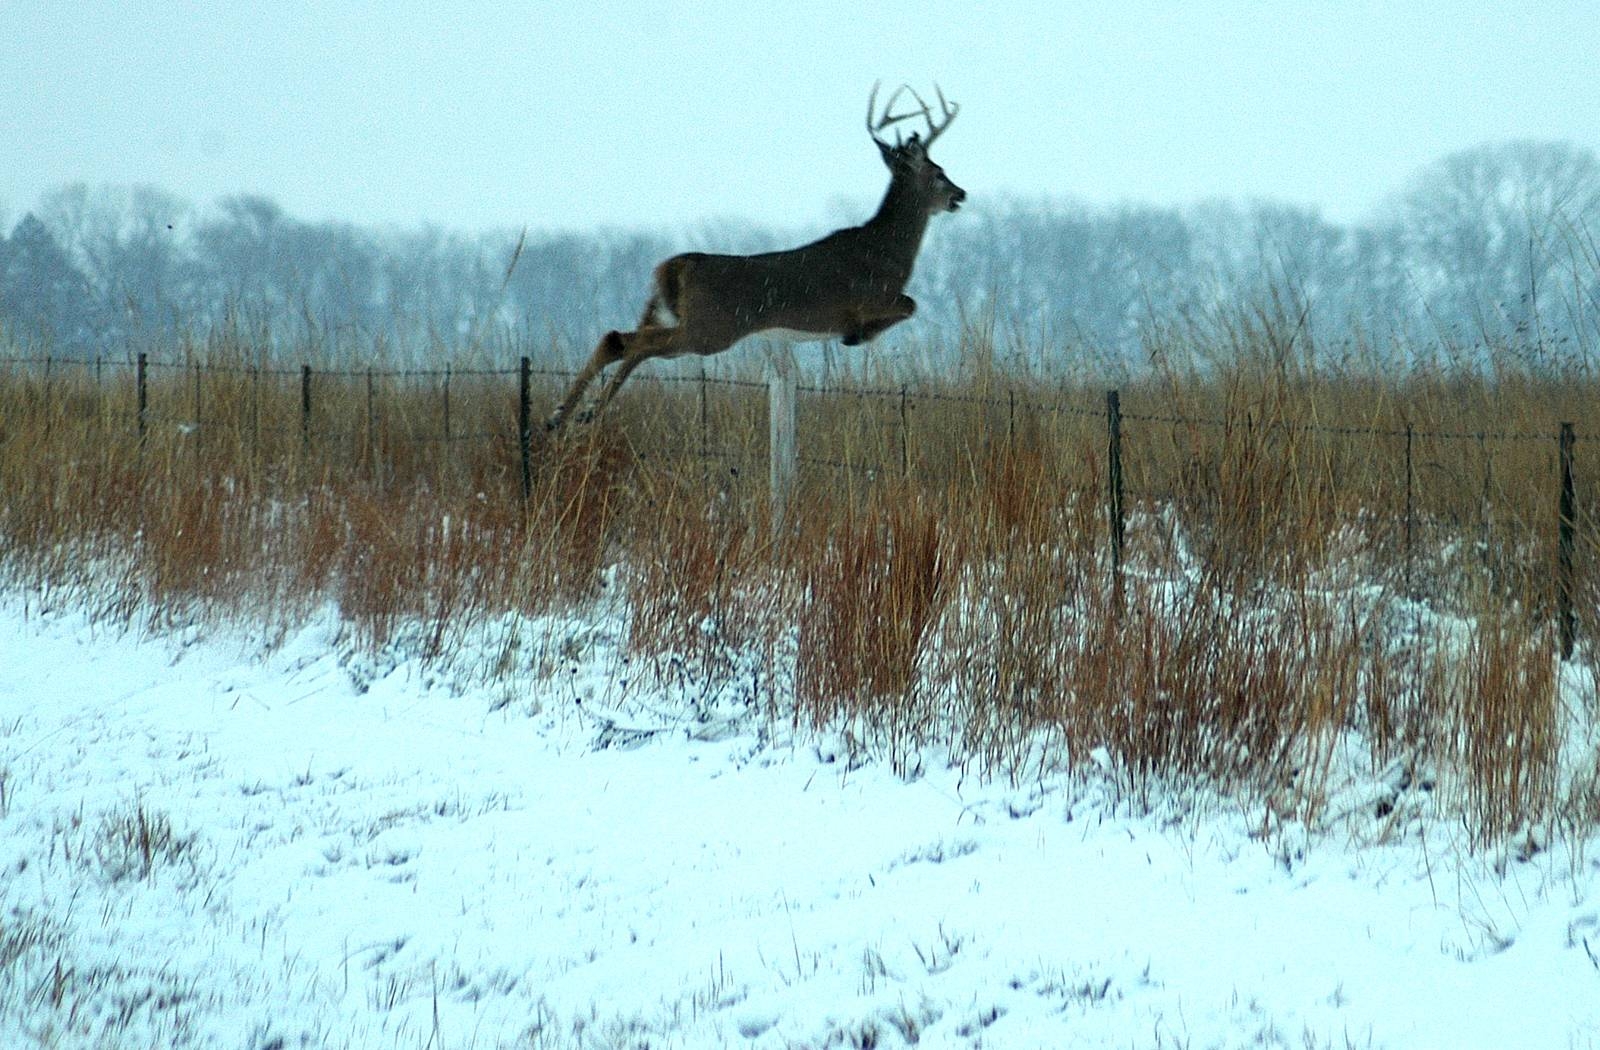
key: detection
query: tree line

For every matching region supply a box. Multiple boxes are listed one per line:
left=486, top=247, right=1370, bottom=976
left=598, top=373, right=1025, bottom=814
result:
left=2, top=140, right=1597, bottom=372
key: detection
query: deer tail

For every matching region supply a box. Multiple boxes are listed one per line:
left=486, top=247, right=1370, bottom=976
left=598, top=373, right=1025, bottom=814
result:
left=641, top=256, right=690, bottom=328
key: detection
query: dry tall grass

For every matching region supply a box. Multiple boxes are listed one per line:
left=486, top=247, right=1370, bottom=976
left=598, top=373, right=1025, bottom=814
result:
left=0, top=315, right=1595, bottom=844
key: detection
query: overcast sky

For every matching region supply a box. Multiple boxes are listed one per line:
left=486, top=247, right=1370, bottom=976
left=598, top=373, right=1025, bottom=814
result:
left=3, top=1, right=1597, bottom=234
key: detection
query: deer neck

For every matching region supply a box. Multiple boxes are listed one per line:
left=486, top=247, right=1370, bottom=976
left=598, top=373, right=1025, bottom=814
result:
left=862, top=176, right=933, bottom=276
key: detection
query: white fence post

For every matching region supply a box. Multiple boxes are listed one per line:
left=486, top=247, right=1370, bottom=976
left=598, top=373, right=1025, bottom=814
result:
left=768, top=349, right=797, bottom=534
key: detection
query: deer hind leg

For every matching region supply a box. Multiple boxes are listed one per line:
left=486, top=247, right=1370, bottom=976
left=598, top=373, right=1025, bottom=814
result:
left=841, top=294, right=917, bottom=346
left=548, top=330, right=627, bottom=431
left=580, top=327, right=688, bottom=423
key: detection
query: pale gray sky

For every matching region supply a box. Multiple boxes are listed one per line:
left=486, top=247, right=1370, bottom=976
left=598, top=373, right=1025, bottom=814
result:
left=3, top=1, right=1597, bottom=233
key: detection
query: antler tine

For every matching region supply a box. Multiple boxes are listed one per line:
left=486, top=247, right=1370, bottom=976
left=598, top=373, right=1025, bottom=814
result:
left=921, top=83, right=960, bottom=149
left=868, top=82, right=927, bottom=147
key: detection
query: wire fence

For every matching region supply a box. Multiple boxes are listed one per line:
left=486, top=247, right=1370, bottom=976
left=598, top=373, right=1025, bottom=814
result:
left=10, top=351, right=1586, bottom=439
left=2, top=351, right=1592, bottom=657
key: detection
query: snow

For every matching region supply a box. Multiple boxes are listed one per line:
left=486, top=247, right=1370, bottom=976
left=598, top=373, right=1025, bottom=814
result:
left=2, top=592, right=1598, bottom=1048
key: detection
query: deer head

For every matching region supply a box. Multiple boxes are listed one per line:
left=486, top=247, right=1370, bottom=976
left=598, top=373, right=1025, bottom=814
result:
left=867, top=83, right=966, bottom=215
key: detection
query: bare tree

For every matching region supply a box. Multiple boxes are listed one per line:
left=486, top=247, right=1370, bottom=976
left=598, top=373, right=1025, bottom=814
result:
left=1397, top=140, right=1600, bottom=345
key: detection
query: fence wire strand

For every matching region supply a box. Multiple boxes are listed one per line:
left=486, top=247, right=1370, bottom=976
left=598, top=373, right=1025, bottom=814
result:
left=4, top=352, right=1592, bottom=450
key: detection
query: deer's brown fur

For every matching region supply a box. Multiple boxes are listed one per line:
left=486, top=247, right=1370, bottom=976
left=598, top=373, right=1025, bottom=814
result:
left=548, top=84, right=965, bottom=430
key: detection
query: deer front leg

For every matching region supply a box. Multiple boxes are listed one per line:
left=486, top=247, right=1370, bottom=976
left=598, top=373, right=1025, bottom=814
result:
left=548, top=331, right=626, bottom=431
left=841, top=294, right=916, bottom=346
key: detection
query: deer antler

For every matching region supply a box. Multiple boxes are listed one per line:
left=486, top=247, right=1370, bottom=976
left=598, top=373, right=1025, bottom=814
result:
left=867, top=81, right=934, bottom=148
left=904, top=84, right=960, bottom=149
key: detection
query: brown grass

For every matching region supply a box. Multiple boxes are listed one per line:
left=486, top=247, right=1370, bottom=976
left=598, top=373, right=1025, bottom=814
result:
left=0, top=316, right=1595, bottom=844
left=795, top=486, right=960, bottom=771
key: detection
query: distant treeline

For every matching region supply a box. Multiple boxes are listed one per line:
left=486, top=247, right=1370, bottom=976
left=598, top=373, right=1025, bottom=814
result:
left=2, top=140, right=1597, bottom=371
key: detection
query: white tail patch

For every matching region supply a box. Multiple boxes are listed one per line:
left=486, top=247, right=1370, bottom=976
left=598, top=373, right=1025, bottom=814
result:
left=648, top=298, right=678, bottom=327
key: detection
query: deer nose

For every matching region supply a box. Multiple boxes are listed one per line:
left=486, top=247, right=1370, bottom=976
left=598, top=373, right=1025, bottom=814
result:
left=949, top=184, right=967, bottom=210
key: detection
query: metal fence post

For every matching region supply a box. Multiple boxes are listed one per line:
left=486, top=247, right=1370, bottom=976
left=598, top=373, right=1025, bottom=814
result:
left=899, top=384, right=910, bottom=478
left=699, top=363, right=710, bottom=472
left=252, top=364, right=263, bottom=451
left=136, top=351, right=148, bottom=445
left=1559, top=421, right=1576, bottom=659
left=43, top=355, right=53, bottom=439
left=1404, top=422, right=1415, bottom=599
left=443, top=364, right=452, bottom=441
left=1107, top=388, right=1125, bottom=590
left=301, top=364, right=312, bottom=450
left=518, top=356, right=533, bottom=501
left=364, top=367, right=376, bottom=475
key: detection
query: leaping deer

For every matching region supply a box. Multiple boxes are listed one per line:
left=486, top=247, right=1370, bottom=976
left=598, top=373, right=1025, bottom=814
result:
left=547, top=84, right=965, bottom=431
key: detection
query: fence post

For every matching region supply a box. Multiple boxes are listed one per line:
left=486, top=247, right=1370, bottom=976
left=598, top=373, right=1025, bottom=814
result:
left=135, top=351, right=148, bottom=445
left=1559, top=421, right=1576, bottom=659
left=1404, top=422, right=1414, bottom=599
left=899, top=384, right=910, bottom=478
left=1106, top=389, right=1125, bottom=592
left=43, top=355, right=53, bottom=439
left=443, top=365, right=452, bottom=441
left=769, top=351, right=797, bottom=534
left=518, top=356, right=533, bottom=501
left=699, top=363, right=710, bottom=472
left=365, top=368, right=376, bottom=475
left=300, top=364, right=312, bottom=450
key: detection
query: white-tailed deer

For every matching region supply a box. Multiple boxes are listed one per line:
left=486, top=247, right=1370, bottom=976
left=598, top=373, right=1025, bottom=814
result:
left=548, top=84, right=965, bottom=430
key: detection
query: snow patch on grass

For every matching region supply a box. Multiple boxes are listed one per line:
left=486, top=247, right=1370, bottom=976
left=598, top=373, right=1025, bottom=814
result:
left=1, top=594, right=1598, bottom=1048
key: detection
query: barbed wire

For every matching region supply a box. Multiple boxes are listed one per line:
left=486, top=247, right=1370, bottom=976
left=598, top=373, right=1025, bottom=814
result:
left=2, top=352, right=1591, bottom=445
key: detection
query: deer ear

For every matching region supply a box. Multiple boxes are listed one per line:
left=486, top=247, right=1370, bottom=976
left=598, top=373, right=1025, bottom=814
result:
left=876, top=138, right=896, bottom=166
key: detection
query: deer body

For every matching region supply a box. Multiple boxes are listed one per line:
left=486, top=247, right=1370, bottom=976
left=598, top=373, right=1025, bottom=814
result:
left=548, top=84, right=964, bottom=430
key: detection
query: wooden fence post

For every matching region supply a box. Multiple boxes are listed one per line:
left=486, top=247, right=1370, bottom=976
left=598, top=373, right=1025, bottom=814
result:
left=1107, top=389, right=1125, bottom=591
left=1559, top=421, right=1576, bottom=659
left=518, top=356, right=533, bottom=501
left=769, top=351, right=797, bottom=534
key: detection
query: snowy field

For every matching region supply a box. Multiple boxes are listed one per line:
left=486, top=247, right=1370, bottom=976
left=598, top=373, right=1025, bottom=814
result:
left=2, top=591, right=1599, bottom=1049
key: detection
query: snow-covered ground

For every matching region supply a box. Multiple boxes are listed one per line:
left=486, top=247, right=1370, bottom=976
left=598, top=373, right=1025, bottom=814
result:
left=2, top=592, right=1598, bottom=1049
